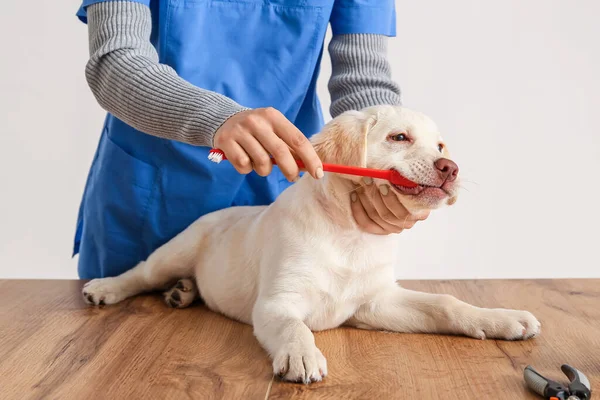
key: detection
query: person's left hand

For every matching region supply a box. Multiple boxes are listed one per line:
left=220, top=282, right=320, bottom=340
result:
left=350, top=178, right=430, bottom=235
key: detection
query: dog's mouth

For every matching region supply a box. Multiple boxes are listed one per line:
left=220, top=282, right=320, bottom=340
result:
left=391, top=182, right=451, bottom=198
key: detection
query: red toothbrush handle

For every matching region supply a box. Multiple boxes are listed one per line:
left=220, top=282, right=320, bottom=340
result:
left=302, top=162, right=417, bottom=188
left=294, top=161, right=417, bottom=188
left=208, top=149, right=418, bottom=188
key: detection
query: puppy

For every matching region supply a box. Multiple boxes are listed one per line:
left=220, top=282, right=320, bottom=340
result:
left=82, top=105, right=540, bottom=384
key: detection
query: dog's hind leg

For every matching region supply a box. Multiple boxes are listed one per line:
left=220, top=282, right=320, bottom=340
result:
left=82, top=223, right=203, bottom=306
left=348, top=284, right=541, bottom=341
left=163, top=278, right=200, bottom=308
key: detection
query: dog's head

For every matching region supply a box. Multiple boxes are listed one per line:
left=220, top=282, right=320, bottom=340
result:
left=310, top=105, right=460, bottom=212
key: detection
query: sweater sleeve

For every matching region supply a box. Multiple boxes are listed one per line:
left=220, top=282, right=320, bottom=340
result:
left=85, top=1, right=249, bottom=147
left=327, top=34, right=402, bottom=118
left=85, top=1, right=401, bottom=145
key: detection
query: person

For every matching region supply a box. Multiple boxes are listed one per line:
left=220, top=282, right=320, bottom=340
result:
left=74, top=0, right=430, bottom=279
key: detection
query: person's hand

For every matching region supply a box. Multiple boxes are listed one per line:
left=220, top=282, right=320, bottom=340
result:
left=350, top=178, right=430, bottom=235
left=213, top=108, right=324, bottom=182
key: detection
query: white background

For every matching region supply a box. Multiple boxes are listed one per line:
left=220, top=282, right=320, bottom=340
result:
left=1, top=1, right=598, bottom=279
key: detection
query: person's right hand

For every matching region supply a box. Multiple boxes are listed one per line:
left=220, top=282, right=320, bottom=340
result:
left=213, top=107, right=324, bottom=182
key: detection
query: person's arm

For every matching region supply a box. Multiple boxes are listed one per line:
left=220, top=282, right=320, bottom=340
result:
left=86, top=0, right=323, bottom=181
left=85, top=1, right=248, bottom=147
left=327, top=34, right=401, bottom=118
left=85, top=0, right=323, bottom=180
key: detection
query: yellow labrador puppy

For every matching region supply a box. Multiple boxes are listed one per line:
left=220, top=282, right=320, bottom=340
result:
left=82, top=105, right=540, bottom=384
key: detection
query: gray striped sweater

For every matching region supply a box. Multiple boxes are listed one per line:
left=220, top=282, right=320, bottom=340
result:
left=85, top=1, right=402, bottom=147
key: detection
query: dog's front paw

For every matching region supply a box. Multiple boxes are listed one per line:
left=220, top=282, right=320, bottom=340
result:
left=273, top=343, right=327, bottom=384
left=465, top=308, right=541, bottom=340
left=82, top=278, right=129, bottom=306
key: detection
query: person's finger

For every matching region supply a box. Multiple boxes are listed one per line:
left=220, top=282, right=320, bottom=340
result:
left=237, top=134, right=273, bottom=177
left=360, top=183, right=406, bottom=231
left=268, top=108, right=323, bottom=179
left=379, top=184, right=431, bottom=228
left=355, top=186, right=403, bottom=233
left=221, top=140, right=253, bottom=174
left=253, top=130, right=299, bottom=181
left=366, top=185, right=407, bottom=228
left=378, top=184, right=412, bottom=222
left=350, top=191, right=387, bottom=235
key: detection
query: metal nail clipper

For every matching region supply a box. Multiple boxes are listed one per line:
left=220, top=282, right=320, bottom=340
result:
left=524, top=364, right=592, bottom=400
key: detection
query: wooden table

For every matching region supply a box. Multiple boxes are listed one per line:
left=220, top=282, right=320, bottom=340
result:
left=1, top=279, right=598, bottom=399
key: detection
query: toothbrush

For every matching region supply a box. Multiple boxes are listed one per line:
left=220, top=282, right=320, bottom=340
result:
left=207, top=149, right=419, bottom=188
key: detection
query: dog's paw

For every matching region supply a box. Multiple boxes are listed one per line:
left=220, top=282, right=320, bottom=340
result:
left=465, top=308, right=541, bottom=340
left=163, top=278, right=198, bottom=309
left=82, top=278, right=129, bottom=306
left=273, top=343, right=327, bottom=384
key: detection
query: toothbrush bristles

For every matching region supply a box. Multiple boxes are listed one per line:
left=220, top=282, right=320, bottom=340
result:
left=208, top=151, right=223, bottom=163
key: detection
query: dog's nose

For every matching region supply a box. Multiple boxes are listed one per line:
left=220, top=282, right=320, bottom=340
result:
left=434, top=158, right=459, bottom=182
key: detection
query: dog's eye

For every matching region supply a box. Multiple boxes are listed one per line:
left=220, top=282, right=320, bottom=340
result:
left=391, top=133, right=408, bottom=142
left=438, top=144, right=444, bottom=153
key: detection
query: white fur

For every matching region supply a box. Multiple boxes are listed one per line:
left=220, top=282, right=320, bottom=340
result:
left=82, top=106, right=540, bottom=384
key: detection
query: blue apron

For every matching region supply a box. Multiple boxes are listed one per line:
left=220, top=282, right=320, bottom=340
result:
left=74, top=0, right=396, bottom=279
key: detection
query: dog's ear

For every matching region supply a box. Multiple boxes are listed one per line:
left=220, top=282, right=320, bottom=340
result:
left=310, top=110, right=377, bottom=167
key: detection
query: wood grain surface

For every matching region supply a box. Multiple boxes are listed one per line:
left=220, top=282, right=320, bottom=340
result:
left=0, top=279, right=598, bottom=399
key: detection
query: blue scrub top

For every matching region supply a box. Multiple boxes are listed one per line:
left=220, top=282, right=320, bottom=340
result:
left=74, top=0, right=397, bottom=279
